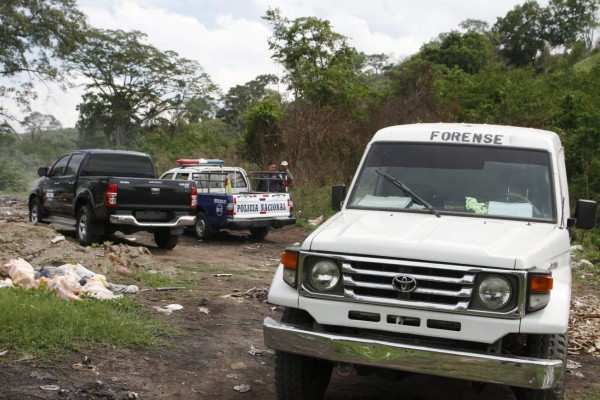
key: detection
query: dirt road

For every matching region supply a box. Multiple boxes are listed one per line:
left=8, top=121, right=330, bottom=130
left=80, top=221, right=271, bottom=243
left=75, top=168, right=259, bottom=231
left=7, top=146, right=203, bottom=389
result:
left=0, top=195, right=598, bottom=400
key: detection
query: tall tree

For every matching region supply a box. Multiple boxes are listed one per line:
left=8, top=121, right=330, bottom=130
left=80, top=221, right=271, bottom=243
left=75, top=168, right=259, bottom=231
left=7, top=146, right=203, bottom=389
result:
left=69, top=29, right=218, bottom=147
left=420, top=30, right=493, bottom=74
left=21, top=111, right=61, bottom=140
left=493, top=1, right=547, bottom=67
left=263, top=8, right=368, bottom=107
left=217, top=74, right=278, bottom=133
left=0, top=0, right=87, bottom=125
left=545, top=0, right=599, bottom=51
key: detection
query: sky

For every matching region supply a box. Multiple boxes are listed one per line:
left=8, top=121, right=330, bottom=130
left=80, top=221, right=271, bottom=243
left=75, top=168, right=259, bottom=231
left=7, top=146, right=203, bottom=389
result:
left=11, top=0, right=548, bottom=130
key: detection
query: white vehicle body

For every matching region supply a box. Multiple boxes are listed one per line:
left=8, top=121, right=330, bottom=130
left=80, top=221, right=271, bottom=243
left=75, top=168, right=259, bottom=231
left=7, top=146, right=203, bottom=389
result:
left=263, top=123, right=597, bottom=399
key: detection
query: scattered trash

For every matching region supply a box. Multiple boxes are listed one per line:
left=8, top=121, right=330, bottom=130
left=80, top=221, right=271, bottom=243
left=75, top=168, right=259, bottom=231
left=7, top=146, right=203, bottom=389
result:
left=308, top=215, right=324, bottom=226
left=198, top=307, right=210, bottom=314
left=153, top=304, right=183, bottom=315
left=40, top=385, right=60, bottom=391
left=567, top=359, right=582, bottom=369
left=116, top=266, right=132, bottom=275
left=72, top=362, right=97, bottom=371
left=108, top=253, right=127, bottom=266
left=248, top=345, right=271, bottom=356
left=0, top=349, right=8, bottom=357
left=569, top=295, right=600, bottom=357
left=224, top=287, right=269, bottom=302
left=0, top=278, right=13, bottom=288
left=214, top=273, right=232, bottom=277
left=570, top=245, right=583, bottom=251
left=50, top=235, right=65, bottom=244
left=233, top=384, right=251, bottom=393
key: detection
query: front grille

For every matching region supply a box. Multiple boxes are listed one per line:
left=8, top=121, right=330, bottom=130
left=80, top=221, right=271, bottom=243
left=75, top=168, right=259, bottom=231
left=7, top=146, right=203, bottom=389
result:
left=300, top=253, right=527, bottom=317
left=342, top=259, right=476, bottom=312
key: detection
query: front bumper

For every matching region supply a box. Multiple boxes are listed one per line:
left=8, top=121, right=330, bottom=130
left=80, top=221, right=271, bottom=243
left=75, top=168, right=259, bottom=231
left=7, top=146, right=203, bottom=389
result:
left=263, top=317, right=563, bottom=390
left=226, top=217, right=296, bottom=230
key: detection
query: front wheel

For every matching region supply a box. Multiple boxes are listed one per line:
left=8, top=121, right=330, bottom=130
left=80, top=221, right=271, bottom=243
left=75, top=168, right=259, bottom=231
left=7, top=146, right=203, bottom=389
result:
left=154, top=229, right=179, bottom=249
left=250, top=227, right=269, bottom=240
left=29, top=197, right=43, bottom=223
left=513, top=333, right=567, bottom=400
left=76, top=205, right=100, bottom=246
left=274, top=308, right=333, bottom=400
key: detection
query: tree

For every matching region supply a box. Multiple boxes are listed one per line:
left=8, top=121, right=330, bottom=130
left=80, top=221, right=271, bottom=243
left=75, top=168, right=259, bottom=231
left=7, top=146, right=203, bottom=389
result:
left=0, top=0, right=87, bottom=125
left=545, top=0, right=599, bottom=51
left=420, top=30, right=493, bottom=74
left=217, top=74, right=278, bottom=133
left=20, top=111, right=61, bottom=140
left=493, top=1, right=547, bottom=67
left=244, top=96, right=284, bottom=166
left=263, top=8, right=368, bottom=107
left=69, top=29, right=218, bottom=146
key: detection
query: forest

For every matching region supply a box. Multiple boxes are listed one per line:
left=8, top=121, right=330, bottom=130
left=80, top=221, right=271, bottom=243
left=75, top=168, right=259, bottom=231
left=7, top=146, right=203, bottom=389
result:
left=0, top=0, right=598, bottom=233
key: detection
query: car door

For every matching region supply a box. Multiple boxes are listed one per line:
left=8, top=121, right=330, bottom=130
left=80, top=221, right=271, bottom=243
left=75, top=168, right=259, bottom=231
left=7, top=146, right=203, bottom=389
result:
left=55, top=153, right=84, bottom=216
left=41, top=154, right=71, bottom=214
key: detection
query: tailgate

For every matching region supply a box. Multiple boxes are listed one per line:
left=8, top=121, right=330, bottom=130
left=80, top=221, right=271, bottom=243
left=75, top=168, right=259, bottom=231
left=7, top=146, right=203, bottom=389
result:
left=113, top=178, right=193, bottom=210
left=233, top=193, right=291, bottom=219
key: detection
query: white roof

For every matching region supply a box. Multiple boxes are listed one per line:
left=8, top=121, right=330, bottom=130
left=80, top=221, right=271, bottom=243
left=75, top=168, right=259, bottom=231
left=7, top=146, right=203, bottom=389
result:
left=372, top=123, right=562, bottom=153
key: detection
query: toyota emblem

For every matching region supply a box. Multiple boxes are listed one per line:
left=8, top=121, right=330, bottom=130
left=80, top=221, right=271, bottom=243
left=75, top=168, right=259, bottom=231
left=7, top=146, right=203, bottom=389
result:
left=392, top=275, right=417, bottom=293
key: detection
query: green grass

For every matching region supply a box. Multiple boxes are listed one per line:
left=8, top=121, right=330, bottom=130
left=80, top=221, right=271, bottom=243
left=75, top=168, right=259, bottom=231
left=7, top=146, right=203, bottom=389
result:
left=291, top=185, right=339, bottom=228
left=574, top=52, right=600, bottom=72
left=0, top=288, right=180, bottom=363
left=130, top=269, right=195, bottom=288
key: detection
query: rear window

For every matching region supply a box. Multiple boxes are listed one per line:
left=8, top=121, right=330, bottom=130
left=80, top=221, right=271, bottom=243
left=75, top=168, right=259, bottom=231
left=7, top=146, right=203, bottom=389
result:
left=82, top=154, right=157, bottom=178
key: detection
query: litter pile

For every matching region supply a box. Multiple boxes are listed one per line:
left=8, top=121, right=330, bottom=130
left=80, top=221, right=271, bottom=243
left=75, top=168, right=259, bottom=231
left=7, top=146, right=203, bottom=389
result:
left=0, top=258, right=138, bottom=300
left=569, top=295, right=600, bottom=357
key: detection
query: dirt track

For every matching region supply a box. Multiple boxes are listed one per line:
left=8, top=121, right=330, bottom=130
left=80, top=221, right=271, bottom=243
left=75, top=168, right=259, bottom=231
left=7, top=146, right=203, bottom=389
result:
left=0, top=195, right=598, bottom=400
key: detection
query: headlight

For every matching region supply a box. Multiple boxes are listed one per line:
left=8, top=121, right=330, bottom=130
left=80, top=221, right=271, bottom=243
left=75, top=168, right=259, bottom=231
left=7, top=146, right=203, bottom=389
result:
left=478, top=275, right=511, bottom=309
left=310, top=260, right=340, bottom=291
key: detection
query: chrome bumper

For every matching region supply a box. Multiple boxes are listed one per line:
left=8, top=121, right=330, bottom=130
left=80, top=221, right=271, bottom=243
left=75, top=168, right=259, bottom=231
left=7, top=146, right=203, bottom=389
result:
left=263, top=317, right=563, bottom=390
left=110, top=215, right=195, bottom=227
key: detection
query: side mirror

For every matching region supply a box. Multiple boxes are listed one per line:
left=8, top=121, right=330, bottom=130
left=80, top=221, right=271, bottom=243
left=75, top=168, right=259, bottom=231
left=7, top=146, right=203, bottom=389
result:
left=331, top=185, right=347, bottom=211
left=37, top=167, right=48, bottom=177
left=573, top=199, right=597, bottom=230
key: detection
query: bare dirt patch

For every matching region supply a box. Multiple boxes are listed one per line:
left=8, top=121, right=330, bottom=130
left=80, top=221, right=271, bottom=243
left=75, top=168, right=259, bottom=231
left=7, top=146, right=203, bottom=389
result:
left=0, top=195, right=598, bottom=400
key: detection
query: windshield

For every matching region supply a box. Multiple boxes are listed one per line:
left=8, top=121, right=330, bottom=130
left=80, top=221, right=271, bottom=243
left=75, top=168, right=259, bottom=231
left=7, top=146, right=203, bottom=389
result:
left=346, top=142, right=555, bottom=222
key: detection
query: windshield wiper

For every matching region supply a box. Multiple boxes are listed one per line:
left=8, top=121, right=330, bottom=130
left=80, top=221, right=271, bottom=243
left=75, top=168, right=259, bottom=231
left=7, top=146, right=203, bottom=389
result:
left=376, top=170, right=440, bottom=218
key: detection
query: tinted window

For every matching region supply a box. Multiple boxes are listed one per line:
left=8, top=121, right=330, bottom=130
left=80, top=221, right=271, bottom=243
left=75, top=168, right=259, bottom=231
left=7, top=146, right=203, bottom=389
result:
left=83, top=154, right=156, bottom=178
left=50, top=155, right=70, bottom=177
left=65, top=153, right=84, bottom=176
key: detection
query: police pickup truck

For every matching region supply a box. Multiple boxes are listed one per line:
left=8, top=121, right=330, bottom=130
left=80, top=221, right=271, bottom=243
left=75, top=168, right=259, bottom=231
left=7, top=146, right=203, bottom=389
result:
left=160, top=159, right=295, bottom=240
left=263, top=123, right=597, bottom=400
left=29, top=149, right=197, bottom=249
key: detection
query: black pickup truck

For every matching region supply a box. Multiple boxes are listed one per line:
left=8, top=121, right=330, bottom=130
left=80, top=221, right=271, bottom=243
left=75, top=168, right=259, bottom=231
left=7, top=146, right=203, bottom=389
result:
left=28, top=149, right=197, bottom=249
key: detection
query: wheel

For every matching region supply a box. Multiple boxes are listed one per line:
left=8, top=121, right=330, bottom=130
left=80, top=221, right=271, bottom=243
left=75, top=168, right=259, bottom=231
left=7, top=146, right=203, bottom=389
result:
left=250, top=227, right=269, bottom=240
left=274, top=308, right=333, bottom=400
left=154, top=229, right=179, bottom=249
left=76, top=205, right=100, bottom=246
left=193, top=212, right=213, bottom=240
left=513, top=333, right=567, bottom=400
left=493, top=192, right=531, bottom=203
left=29, top=197, right=43, bottom=223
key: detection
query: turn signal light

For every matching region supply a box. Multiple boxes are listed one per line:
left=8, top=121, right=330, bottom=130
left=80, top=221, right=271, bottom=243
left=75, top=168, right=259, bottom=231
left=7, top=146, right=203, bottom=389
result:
left=529, top=275, right=553, bottom=292
left=281, top=250, right=298, bottom=270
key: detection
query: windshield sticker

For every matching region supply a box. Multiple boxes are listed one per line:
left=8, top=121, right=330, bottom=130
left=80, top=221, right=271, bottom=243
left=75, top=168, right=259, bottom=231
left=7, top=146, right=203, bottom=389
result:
left=430, top=130, right=505, bottom=145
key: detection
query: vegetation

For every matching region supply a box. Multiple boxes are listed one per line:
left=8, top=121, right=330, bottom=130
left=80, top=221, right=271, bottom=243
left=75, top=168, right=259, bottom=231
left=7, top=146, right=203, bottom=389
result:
left=0, top=288, right=180, bottom=363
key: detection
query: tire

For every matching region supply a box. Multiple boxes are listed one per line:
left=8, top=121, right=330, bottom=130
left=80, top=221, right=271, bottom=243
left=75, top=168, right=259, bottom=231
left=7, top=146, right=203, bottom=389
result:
left=154, top=229, right=179, bottom=249
left=274, top=308, right=333, bottom=400
left=513, top=333, right=567, bottom=400
left=193, top=212, right=213, bottom=240
left=250, top=227, right=269, bottom=240
left=76, top=205, right=100, bottom=246
left=29, top=197, right=43, bottom=223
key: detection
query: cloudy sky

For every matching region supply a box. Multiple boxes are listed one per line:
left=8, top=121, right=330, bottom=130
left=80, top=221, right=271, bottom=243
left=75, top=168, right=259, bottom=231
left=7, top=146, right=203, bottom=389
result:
left=18, top=0, right=547, bottom=129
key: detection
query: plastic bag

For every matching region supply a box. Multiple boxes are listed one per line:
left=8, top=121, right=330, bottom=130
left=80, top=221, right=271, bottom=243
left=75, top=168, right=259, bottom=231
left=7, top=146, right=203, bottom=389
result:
left=5, top=258, right=36, bottom=287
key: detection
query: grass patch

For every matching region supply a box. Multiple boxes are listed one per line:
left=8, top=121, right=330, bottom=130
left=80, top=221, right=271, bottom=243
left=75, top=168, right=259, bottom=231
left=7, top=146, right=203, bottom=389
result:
left=0, top=288, right=180, bottom=363
left=291, top=185, right=338, bottom=228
